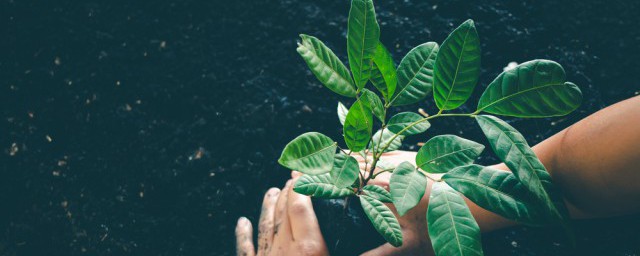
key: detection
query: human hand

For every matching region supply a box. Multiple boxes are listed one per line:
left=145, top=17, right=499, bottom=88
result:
left=236, top=172, right=329, bottom=256
left=354, top=150, right=435, bottom=255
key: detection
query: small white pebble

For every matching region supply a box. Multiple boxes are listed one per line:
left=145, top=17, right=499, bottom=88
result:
left=511, top=241, right=518, bottom=248
left=504, top=62, right=518, bottom=71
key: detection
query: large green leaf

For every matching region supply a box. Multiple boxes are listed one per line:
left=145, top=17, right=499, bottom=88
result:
left=370, top=128, right=404, bottom=153
left=294, top=173, right=355, bottom=198
left=344, top=98, right=373, bottom=151
left=390, top=162, right=427, bottom=216
left=443, top=164, right=545, bottom=225
left=476, top=115, right=571, bottom=227
left=347, top=0, right=380, bottom=89
left=476, top=59, right=582, bottom=117
left=428, top=182, right=484, bottom=256
left=330, top=153, right=360, bottom=188
left=387, top=112, right=431, bottom=135
left=363, top=185, right=392, bottom=203
left=415, top=135, right=484, bottom=173
left=391, top=42, right=439, bottom=106
left=370, top=42, right=397, bottom=102
left=278, top=132, right=337, bottom=174
left=337, top=101, right=348, bottom=125
left=360, top=195, right=403, bottom=247
left=297, top=34, right=357, bottom=97
left=433, top=20, right=481, bottom=110
left=362, top=88, right=385, bottom=122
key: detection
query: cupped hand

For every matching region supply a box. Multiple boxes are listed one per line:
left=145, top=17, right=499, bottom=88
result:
left=355, top=150, right=436, bottom=256
left=236, top=172, right=329, bottom=256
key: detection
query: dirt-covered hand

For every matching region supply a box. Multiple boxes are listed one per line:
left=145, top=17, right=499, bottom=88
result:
left=235, top=172, right=329, bottom=256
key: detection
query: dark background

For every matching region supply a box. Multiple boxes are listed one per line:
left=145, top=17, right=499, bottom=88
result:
left=2, top=0, right=639, bottom=255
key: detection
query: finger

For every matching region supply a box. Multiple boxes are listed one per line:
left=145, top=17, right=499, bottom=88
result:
left=235, top=217, right=256, bottom=256
left=287, top=177, right=323, bottom=241
left=257, top=188, right=280, bottom=255
left=273, top=179, right=293, bottom=241
left=291, top=171, right=302, bottom=178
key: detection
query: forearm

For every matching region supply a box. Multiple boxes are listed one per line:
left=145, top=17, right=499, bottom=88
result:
left=462, top=96, right=640, bottom=232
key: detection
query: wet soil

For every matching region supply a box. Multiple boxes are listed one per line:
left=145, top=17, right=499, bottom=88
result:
left=2, top=0, right=640, bottom=255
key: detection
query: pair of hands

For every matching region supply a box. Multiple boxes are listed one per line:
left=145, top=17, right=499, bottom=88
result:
left=236, top=151, right=435, bottom=255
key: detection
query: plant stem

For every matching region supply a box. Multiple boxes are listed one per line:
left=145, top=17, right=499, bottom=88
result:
left=375, top=113, right=476, bottom=158
left=423, top=172, right=441, bottom=182
left=371, top=169, right=390, bottom=179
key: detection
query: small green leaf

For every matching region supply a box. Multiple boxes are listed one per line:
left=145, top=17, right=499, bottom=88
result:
left=390, top=162, right=427, bottom=216
left=377, top=159, right=398, bottom=172
left=294, top=173, right=355, bottom=198
left=278, top=132, right=337, bottom=175
left=415, top=135, right=484, bottom=173
left=297, top=34, right=357, bottom=97
left=476, top=115, right=571, bottom=228
left=363, top=185, right=392, bottom=203
left=370, top=128, right=404, bottom=153
left=387, top=112, right=431, bottom=135
left=443, top=164, right=545, bottom=225
left=344, top=98, right=373, bottom=151
left=476, top=59, right=582, bottom=117
left=330, top=153, right=360, bottom=188
left=370, top=42, right=397, bottom=102
left=428, top=182, right=484, bottom=256
left=433, top=19, right=481, bottom=110
left=360, top=195, right=403, bottom=247
left=391, top=42, right=439, bottom=106
left=347, top=0, right=380, bottom=89
left=337, top=102, right=348, bottom=125
left=361, top=88, right=385, bottom=122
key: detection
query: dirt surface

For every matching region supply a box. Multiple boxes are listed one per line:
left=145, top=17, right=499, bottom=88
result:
left=2, top=0, right=640, bottom=255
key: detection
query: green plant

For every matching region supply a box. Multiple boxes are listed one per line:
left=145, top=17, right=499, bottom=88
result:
left=279, top=0, right=582, bottom=254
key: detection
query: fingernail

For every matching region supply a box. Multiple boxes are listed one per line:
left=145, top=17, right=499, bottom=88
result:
left=267, top=187, right=280, bottom=196
left=237, top=216, right=248, bottom=225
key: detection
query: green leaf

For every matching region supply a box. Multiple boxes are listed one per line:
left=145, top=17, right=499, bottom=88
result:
left=347, top=0, right=380, bottom=89
left=361, top=88, right=385, bottom=122
left=415, top=135, right=484, bottom=174
left=337, top=102, right=348, bottom=125
left=390, top=162, right=427, bottom=216
left=278, top=132, right=338, bottom=175
left=476, top=59, right=582, bottom=117
left=443, top=164, right=545, bottom=225
left=428, top=182, right=484, bottom=256
left=330, top=153, right=360, bottom=188
left=344, top=98, right=373, bottom=151
left=294, top=173, right=355, bottom=198
left=370, top=42, right=397, bottom=102
left=363, top=185, right=392, bottom=203
left=387, top=112, right=431, bottom=135
left=433, top=19, right=481, bottom=110
left=297, top=34, right=357, bottom=97
left=476, top=115, right=571, bottom=227
left=391, top=42, right=439, bottom=106
left=360, top=195, right=403, bottom=247
left=370, top=128, right=404, bottom=153
left=376, top=159, right=398, bottom=172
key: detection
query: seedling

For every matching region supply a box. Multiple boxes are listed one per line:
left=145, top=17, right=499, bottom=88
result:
left=279, top=0, right=582, bottom=254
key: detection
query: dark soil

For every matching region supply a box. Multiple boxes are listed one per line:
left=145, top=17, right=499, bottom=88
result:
left=2, top=0, right=640, bottom=255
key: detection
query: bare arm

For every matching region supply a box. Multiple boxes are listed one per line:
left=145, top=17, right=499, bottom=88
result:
left=364, top=96, right=640, bottom=254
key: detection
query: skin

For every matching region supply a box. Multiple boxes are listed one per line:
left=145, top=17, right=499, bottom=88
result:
left=235, top=172, right=329, bottom=256
left=238, top=96, right=640, bottom=255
